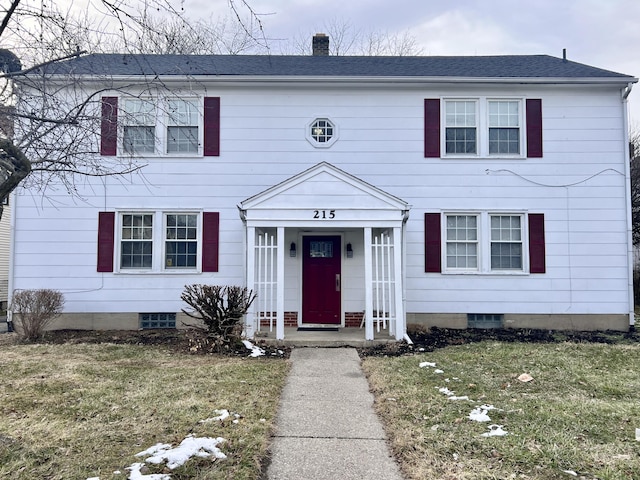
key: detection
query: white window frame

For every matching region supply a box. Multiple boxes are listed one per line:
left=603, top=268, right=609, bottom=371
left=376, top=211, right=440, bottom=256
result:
left=444, top=214, right=480, bottom=271
left=119, top=97, right=203, bottom=157
left=442, top=211, right=529, bottom=274
left=116, top=210, right=202, bottom=273
left=306, top=117, right=338, bottom=148
left=443, top=99, right=478, bottom=156
left=122, top=98, right=157, bottom=155
left=487, top=99, right=523, bottom=157
left=166, top=98, right=202, bottom=155
left=441, top=97, right=525, bottom=159
left=489, top=213, right=524, bottom=271
left=163, top=212, right=200, bottom=270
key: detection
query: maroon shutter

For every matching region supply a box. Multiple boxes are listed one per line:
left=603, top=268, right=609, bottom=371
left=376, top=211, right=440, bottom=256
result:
left=424, top=213, right=442, bottom=273
left=424, top=99, right=441, bottom=158
left=97, top=212, right=115, bottom=272
left=528, top=213, right=546, bottom=273
left=526, top=99, right=543, bottom=158
left=203, top=97, right=220, bottom=156
left=202, top=212, right=220, bottom=272
left=100, top=97, right=118, bottom=156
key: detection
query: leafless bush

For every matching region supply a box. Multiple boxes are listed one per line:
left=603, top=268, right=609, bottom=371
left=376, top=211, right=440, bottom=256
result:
left=11, top=289, right=65, bottom=341
left=181, top=285, right=256, bottom=350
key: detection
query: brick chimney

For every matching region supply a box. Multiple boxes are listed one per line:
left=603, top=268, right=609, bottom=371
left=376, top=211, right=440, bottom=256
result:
left=312, top=33, right=329, bottom=56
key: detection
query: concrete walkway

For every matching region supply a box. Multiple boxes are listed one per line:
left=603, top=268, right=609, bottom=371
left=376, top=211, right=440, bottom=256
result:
left=265, top=348, right=404, bottom=480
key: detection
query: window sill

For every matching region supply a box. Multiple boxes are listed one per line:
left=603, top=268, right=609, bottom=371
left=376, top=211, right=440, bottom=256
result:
left=441, top=270, right=529, bottom=276
left=115, top=270, right=202, bottom=275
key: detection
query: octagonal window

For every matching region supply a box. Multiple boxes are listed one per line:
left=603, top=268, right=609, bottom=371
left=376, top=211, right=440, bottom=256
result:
left=307, top=118, right=338, bottom=148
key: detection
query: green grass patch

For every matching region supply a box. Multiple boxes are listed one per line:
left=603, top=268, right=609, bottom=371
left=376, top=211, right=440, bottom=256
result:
left=363, top=341, right=640, bottom=480
left=0, top=342, right=289, bottom=479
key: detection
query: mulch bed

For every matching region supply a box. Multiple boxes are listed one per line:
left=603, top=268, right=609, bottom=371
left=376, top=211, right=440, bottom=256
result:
left=2, top=325, right=638, bottom=358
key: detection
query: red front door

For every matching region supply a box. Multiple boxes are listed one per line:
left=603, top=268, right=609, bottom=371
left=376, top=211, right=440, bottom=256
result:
left=302, top=236, right=341, bottom=324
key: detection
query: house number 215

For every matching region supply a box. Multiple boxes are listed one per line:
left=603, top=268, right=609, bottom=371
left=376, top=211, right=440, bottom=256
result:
left=313, top=210, right=336, bottom=219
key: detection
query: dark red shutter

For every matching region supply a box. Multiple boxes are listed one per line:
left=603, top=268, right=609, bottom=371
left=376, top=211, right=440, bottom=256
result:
left=424, top=213, right=442, bottom=273
left=203, top=97, right=220, bottom=156
left=97, top=212, right=115, bottom=272
left=424, top=99, right=441, bottom=158
left=526, top=99, right=543, bottom=158
left=100, top=97, right=118, bottom=156
left=202, top=212, right=220, bottom=272
left=528, top=213, right=546, bottom=273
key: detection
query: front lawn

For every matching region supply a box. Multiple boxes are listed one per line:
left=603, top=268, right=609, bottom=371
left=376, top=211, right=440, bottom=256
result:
left=0, top=341, right=289, bottom=479
left=363, top=341, right=640, bottom=480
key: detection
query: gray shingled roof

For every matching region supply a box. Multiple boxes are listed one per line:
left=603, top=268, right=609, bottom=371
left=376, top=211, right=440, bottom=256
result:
left=44, top=53, right=635, bottom=81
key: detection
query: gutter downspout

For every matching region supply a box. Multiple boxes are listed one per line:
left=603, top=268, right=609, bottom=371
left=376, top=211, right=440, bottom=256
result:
left=402, top=208, right=410, bottom=342
left=7, top=189, right=16, bottom=331
left=622, top=82, right=635, bottom=326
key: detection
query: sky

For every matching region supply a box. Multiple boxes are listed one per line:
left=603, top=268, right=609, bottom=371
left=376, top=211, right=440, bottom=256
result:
left=184, top=0, right=640, bottom=127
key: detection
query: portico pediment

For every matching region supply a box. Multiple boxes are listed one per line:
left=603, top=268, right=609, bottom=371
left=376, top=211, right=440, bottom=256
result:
left=239, top=162, right=409, bottom=226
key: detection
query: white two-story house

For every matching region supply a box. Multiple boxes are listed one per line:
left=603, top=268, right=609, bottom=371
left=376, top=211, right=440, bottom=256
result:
left=8, top=35, right=637, bottom=341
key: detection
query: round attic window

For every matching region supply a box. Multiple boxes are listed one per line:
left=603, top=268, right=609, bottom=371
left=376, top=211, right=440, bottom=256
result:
left=307, top=118, right=338, bottom=148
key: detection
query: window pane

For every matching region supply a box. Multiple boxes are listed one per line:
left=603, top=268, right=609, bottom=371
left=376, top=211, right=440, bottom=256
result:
left=121, top=214, right=153, bottom=269
left=167, top=126, right=198, bottom=153
left=124, top=126, right=155, bottom=154
left=490, top=215, right=523, bottom=270
left=165, top=214, right=198, bottom=269
left=491, top=243, right=522, bottom=269
left=445, top=215, right=478, bottom=269
left=167, top=99, right=198, bottom=126
left=445, top=127, right=476, bottom=154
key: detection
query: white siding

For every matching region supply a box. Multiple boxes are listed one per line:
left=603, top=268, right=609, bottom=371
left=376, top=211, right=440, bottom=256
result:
left=10, top=82, right=632, bottom=321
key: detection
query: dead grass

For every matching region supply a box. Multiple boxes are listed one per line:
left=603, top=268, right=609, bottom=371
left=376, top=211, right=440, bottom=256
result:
left=0, top=341, right=289, bottom=479
left=362, top=341, right=640, bottom=480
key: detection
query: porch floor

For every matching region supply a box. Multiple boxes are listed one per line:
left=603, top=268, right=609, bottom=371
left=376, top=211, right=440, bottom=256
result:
left=254, top=327, right=399, bottom=347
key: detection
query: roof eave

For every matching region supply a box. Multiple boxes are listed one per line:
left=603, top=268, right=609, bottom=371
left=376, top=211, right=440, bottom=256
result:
left=42, top=73, right=639, bottom=86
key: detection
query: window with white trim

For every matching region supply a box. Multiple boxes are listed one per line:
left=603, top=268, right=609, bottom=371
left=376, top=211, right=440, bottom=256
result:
left=442, top=212, right=526, bottom=273
left=306, top=117, right=338, bottom=148
left=445, top=215, right=478, bottom=269
left=120, top=213, right=153, bottom=269
left=167, top=99, right=199, bottom=153
left=118, top=211, right=200, bottom=272
left=445, top=100, right=477, bottom=154
left=490, top=215, right=523, bottom=270
left=488, top=100, right=520, bottom=155
left=122, top=99, right=156, bottom=154
left=165, top=213, right=198, bottom=268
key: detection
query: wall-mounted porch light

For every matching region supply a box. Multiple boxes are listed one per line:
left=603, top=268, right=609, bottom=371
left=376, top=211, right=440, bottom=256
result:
left=290, top=242, right=297, bottom=258
left=346, top=243, right=353, bottom=258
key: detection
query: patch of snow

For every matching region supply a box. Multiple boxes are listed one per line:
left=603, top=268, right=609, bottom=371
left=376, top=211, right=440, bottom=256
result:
left=137, top=435, right=227, bottom=470
left=448, top=396, right=470, bottom=401
left=434, top=369, right=444, bottom=374
left=242, top=340, right=265, bottom=357
left=419, top=361, right=436, bottom=368
left=87, top=477, right=100, bottom=480
left=199, top=409, right=230, bottom=423
left=469, top=407, right=492, bottom=422
left=126, top=463, right=171, bottom=480
left=562, top=470, right=578, bottom=476
left=481, top=424, right=508, bottom=437
left=636, top=428, right=640, bottom=441
left=438, top=387, right=454, bottom=396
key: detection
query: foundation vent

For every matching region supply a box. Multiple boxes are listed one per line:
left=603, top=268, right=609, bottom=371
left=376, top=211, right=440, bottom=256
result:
left=467, top=313, right=503, bottom=329
left=139, top=312, right=176, bottom=329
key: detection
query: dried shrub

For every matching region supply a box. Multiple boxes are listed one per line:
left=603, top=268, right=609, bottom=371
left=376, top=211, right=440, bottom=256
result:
left=181, top=285, right=256, bottom=351
left=11, top=289, right=65, bottom=341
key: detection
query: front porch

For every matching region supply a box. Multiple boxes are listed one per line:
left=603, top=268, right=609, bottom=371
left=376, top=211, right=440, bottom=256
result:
left=239, top=162, right=411, bottom=343
left=255, top=327, right=398, bottom=347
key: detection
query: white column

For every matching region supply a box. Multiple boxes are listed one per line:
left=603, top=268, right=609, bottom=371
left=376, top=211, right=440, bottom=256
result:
left=364, top=227, right=374, bottom=340
left=393, top=226, right=405, bottom=340
left=276, top=226, right=285, bottom=340
left=245, top=226, right=256, bottom=339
